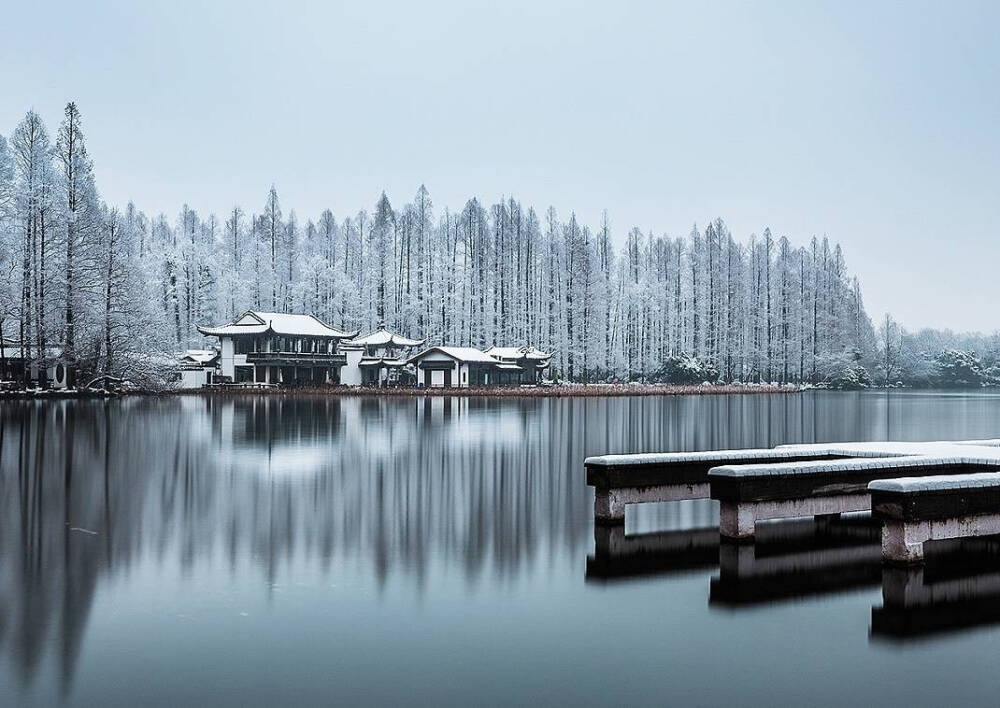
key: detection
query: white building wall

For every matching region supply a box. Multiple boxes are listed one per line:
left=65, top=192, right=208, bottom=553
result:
left=340, top=349, right=363, bottom=386
left=220, top=337, right=236, bottom=379
left=417, top=351, right=461, bottom=388
left=180, top=369, right=211, bottom=389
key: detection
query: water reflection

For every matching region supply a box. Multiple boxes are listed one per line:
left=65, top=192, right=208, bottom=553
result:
left=586, top=517, right=719, bottom=583
left=871, top=538, right=1000, bottom=642
left=709, top=516, right=883, bottom=606
left=4, top=391, right=1000, bottom=703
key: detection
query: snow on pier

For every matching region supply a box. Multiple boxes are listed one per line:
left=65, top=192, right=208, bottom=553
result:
left=587, top=439, right=1000, bottom=562
left=585, top=440, right=1000, bottom=525
left=870, top=469, right=1000, bottom=564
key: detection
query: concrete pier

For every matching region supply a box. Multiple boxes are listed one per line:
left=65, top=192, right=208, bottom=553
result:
left=588, top=440, right=1000, bottom=552
left=709, top=454, right=997, bottom=539
left=586, top=445, right=852, bottom=525
left=871, top=473, right=1000, bottom=564
left=880, top=514, right=1000, bottom=564
left=718, top=494, right=871, bottom=539
left=594, top=483, right=709, bottom=524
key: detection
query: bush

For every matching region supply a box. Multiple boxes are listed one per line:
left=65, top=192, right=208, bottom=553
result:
left=652, top=354, right=719, bottom=385
left=932, top=348, right=984, bottom=387
left=826, top=362, right=872, bottom=390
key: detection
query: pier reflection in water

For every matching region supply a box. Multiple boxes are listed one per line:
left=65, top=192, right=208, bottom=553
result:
left=710, top=516, right=883, bottom=607
left=872, top=538, right=1000, bottom=642
left=6, top=391, right=1000, bottom=705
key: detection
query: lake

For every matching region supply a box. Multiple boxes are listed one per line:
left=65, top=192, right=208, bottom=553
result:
left=4, top=390, right=1000, bottom=706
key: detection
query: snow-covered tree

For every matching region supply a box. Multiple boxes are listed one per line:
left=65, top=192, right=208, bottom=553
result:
left=1, top=103, right=883, bottom=386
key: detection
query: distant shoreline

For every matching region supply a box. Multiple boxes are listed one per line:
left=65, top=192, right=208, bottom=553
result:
left=2, top=383, right=801, bottom=399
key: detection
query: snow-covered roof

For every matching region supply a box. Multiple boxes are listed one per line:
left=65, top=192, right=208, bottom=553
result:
left=485, top=346, right=552, bottom=361
left=359, top=356, right=409, bottom=367
left=495, top=362, right=524, bottom=371
left=179, top=349, right=219, bottom=365
left=407, top=346, right=499, bottom=365
left=349, top=327, right=424, bottom=348
left=198, top=310, right=358, bottom=339
left=1, top=346, right=63, bottom=360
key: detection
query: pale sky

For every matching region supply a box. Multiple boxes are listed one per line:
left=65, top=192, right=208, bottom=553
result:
left=3, top=1, right=998, bottom=332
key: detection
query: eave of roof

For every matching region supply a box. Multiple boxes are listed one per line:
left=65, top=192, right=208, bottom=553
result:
left=406, top=346, right=499, bottom=365
left=349, top=328, right=425, bottom=347
left=197, top=310, right=359, bottom=339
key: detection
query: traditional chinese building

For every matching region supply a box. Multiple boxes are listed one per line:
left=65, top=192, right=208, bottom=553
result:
left=406, top=346, right=501, bottom=388
left=178, top=349, right=220, bottom=388
left=484, top=346, right=552, bottom=385
left=340, top=327, right=425, bottom=387
left=197, top=311, right=358, bottom=385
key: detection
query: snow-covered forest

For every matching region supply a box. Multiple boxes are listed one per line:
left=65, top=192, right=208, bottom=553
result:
left=0, top=103, right=894, bottom=386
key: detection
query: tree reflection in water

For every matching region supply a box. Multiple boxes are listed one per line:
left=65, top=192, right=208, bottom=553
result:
left=3, top=390, right=999, bottom=696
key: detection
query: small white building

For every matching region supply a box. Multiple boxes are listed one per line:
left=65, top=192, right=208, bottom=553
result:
left=340, top=327, right=425, bottom=387
left=406, top=346, right=501, bottom=388
left=178, top=349, right=220, bottom=388
left=484, top=346, right=552, bottom=385
left=0, top=346, right=68, bottom=389
left=197, top=310, right=358, bottom=385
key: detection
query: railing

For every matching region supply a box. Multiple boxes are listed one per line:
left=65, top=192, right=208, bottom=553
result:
left=245, top=352, right=346, bottom=361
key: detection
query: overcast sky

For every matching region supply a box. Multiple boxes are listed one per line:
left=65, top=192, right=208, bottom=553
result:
left=3, top=1, right=998, bottom=332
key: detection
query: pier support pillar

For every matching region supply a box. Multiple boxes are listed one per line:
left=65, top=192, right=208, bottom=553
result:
left=593, top=483, right=710, bottom=526
left=881, top=514, right=1000, bottom=565
left=720, top=503, right=757, bottom=539
left=594, top=489, right=626, bottom=525
left=882, top=521, right=927, bottom=565
left=719, top=494, right=870, bottom=540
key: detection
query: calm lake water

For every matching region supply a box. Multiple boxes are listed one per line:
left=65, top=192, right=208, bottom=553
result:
left=4, top=390, right=1000, bottom=706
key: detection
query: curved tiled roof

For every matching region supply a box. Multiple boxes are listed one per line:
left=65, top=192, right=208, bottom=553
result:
left=198, top=310, right=358, bottom=339
left=349, top=327, right=425, bottom=348
left=485, top=346, right=552, bottom=361
left=407, top=346, right=499, bottom=365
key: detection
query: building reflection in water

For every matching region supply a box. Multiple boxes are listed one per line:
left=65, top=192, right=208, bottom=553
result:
left=3, top=390, right=999, bottom=694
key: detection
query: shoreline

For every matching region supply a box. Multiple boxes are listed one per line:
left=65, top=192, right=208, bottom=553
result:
left=1, top=383, right=802, bottom=400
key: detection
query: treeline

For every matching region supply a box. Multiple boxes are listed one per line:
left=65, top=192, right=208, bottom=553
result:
left=876, top=318, right=1000, bottom=388
left=0, top=103, right=878, bottom=386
